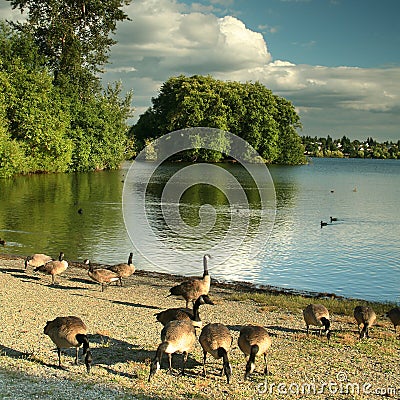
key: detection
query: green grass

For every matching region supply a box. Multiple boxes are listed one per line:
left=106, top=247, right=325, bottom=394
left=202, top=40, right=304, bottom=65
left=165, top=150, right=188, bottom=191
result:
left=226, top=291, right=396, bottom=317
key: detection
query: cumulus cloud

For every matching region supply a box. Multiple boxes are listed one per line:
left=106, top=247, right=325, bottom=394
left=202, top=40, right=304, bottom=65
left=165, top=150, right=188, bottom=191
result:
left=106, top=0, right=271, bottom=81
left=102, top=0, right=400, bottom=139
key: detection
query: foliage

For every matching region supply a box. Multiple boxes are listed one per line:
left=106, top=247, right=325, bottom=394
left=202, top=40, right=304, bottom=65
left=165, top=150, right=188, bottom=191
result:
left=0, top=52, right=73, bottom=176
left=0, top=1, right=133, bottom=178
left=0, top=101, right=26, bottom=178
left=131, top=75, right=306, bottom=165
left=302, top=135, right=400, bottom=159
left=68, top=82, right=133, bottom=171
left=7, top=0, right=131, bottom=92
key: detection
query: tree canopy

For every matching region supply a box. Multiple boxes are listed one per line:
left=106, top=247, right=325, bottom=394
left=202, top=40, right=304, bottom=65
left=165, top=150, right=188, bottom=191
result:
left=0, top=0, right=133, bottom=178
left=132, top=75, right=306, bottom=165
left=7, top=0, right=130, bottom=92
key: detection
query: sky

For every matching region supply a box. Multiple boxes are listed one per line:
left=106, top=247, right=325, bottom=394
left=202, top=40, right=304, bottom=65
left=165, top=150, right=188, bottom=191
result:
left=1, top=0, right=400, bottom=141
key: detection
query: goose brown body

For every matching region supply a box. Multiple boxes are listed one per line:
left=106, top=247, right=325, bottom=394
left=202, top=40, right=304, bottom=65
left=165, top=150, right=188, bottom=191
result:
left=155, top=294, right=214, bottom=328
left=86, top=260, right=120, bottom=292
left=44, top=316, right=92, bottom=372
left=148, top=320, right=196, bottom=381
left=108, top=252, right=135, bottom=286
left=169, top=254, right=211, bottom=308
left=238, top=325, right=271, bottom=379
left=34, top=252, right=67, bottom=284
left=25, top=253, right=53, bottom=269
left=303, top=304, right=331, bottom=340
left=354, top=305, right=376, bottom=338
left=385, top=307, right=400, bottom=334
left=199, top=323, right=233, bottom=383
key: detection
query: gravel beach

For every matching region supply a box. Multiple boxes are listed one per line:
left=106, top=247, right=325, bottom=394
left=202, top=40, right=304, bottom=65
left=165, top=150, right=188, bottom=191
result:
left=0, top=255, right=399, bottom=399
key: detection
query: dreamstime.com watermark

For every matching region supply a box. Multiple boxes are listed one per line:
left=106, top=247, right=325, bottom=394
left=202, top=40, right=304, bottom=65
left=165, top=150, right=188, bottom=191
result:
left=256, top=371, right=399, bottom=396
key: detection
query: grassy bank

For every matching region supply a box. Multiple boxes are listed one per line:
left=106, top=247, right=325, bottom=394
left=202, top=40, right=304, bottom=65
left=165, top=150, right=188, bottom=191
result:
left=0, top=256, right=399, bottom=399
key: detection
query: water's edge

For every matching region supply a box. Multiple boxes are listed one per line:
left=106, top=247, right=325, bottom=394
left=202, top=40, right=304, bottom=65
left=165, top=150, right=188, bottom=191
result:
left=1, top=253, right=393, bottom=305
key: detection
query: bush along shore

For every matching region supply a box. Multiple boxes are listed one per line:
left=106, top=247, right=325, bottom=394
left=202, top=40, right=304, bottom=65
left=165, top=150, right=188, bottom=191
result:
left=0, top=255, right=399, bottom=399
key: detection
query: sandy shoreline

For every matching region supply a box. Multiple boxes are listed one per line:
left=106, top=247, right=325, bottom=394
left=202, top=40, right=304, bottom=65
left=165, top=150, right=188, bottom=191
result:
left=0, top=253, right=364, bottom=302
left=0, top=255, right=399, bottom=399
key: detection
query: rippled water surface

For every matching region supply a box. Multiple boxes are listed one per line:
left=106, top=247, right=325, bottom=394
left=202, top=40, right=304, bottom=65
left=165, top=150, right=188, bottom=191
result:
left=1, top=158, right=399, bottom=303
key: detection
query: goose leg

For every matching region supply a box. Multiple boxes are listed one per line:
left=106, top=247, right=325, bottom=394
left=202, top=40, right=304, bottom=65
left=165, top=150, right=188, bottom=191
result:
left=75, top=347, right=79, bottom=365
left=263, top=353, right=268, bottom=376
left=182, top=351, right=188, bottom=376
left=202, top=350, right=207, bottom=377
left=57, top=348, right=62, bottom=367
left=168, top=353, right=172, bottom=373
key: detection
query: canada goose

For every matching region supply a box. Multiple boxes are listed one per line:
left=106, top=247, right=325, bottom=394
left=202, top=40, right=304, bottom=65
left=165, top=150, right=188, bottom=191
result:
left=168, top=254, right=211, bottom=307
left=107, top=252, right=135, bottom=286
left=148, top=320, right=196, bottom=382
left=85, top=259, right=120, bottom=292
left=24, top=253, right=53, bottom=270
left=238, top=325, right=272, bottom=379
left=330, top=217, right=338, bottom=222
left=0, top=238, right=5, bottom=245
left=199, top=323, right=233, bottom=383
left=44, top=316, right=92, bottom=373
left=155, top=294, right=214, bottom=329
left=354, top=305, right=376, bottom=339
left=34, top=252, right=68, bottom=285
left=320, top=221, right=328, bottom=228
left=385, top=307, right=400, bottom=335
left=303, top=304, right=331, bottom=340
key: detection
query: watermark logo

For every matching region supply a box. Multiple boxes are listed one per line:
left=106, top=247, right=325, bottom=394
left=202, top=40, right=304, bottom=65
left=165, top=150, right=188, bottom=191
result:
left=122, top=127, right=276, bottom=274
left=257, top=371, right=399, bottom=396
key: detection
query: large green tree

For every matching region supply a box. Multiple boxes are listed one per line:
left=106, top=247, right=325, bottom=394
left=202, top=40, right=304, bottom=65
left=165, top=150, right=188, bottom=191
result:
left=7, top=0, right=131, bottom=92
left=132, top=75, right=305, bottom=164
left=0, top=16, right=133, bottom=177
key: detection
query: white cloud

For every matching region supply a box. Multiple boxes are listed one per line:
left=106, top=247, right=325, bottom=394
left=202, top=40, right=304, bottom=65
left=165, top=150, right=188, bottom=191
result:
left=101, top=0, right=400, bottom=140
left=0, top=1, right=26, bottom=21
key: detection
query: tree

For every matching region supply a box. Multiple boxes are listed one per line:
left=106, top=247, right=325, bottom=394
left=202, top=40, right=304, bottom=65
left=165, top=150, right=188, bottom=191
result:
left=68, top=81, right=133, bottom=171
left=0, top=20, right=133, bottom=177
left=7, top=0, right=131, bottom=92
left=132, top=75, right=306, bottom=165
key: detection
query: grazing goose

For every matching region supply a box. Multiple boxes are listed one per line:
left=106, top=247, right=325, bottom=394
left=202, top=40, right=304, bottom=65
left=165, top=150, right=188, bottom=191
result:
left=303, top=304, right=331, bottom=340
left=238, top=325, right=272, bottom=379
left=199, top=323, right=233, bottom=383
left=25, top=253, right=53, bottom=270
left=34, top=252, right=68, bottom=285
left=385, top=307, right=400, bottom=335
left=148, top=320, right=196, bottom=382
left=155, top=294, right=214, bottom=329
left=85, top=259, right=120, bottom=292
left=44, top=316, right=92, bottom=373
left=0, top=238, right=5, bottom=245
left=107, top=252, right=135, bottom=286
left=354, top=305, right=376, bottom=339
left=168, top=254, right=211, bottom=308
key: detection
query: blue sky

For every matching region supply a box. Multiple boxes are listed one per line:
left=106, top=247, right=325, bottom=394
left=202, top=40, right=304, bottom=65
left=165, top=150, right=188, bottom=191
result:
left=1, top=0, right=400, bottom=141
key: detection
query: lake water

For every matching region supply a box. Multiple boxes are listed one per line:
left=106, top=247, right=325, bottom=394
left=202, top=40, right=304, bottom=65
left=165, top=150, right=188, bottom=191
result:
left=0, top=157, right=399, bottom=303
